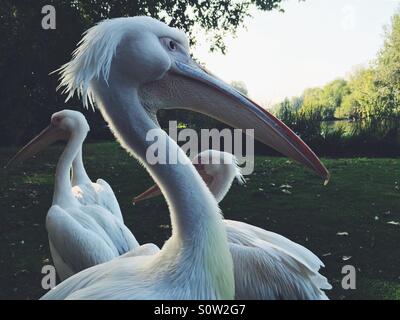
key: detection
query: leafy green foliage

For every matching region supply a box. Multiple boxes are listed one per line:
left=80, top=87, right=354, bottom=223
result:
left=374, top=12, right=400, bottom=117
left=275, top=10, right=400, bottom=122
left=0, top=0, right=286, bottom=147
left=272, top=11, right=400, bottom=156
left=276, top=79, right=350, bottom=121
left=335, top=68, right=377, bottom=119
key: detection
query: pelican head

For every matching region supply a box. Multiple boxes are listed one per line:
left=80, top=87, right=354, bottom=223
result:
left=191, top=150, right=245, bottom=181
left=49, top=110, right=90, bottom=134
left=134, top=150, right=245, bottom=204
left=191, top=150, right=246, bottom=203
left=58, top=16, right=329, bottom=181
left=57, top=17, right=190, bottom=107
left=7, top=110, right=89, bottom=166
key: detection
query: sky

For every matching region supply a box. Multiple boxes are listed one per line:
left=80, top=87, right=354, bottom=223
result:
left=193, top=0, right=400, bottom=107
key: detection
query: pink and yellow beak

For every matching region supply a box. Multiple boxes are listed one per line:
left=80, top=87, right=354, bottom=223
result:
left=142, top=58, right=330, bottom=182
left=136, top=57, right=330, bottom=204
left=6, top=125, right=67, bottom=167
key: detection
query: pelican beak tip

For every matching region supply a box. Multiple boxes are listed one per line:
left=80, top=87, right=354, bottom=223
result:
left=323, top=173, right=330, bottom=186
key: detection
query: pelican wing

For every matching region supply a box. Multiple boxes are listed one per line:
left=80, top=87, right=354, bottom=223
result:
left=46, top=205, right=117, bottom=280
left=71, top=181, right=139, bottom=256
left=41, top=253, right=155, bottom=300
left=41, top=256, right=121, bottom=300
left=77, top=204, right=139, bottom=254
left=225, top=219, right=326, bottom=272
left=229, top=243, right=329, bottom=300
left=71, top=184, right=96, bottom=206
left=72, top=179, right=124, bottom=222
left=225, top=220, right=331, bottom=299
left=94, top=179, right=124, bottom=222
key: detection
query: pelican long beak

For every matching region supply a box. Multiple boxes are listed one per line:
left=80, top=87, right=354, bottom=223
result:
left=141, top=58, right=329, bottom=182
left=6, top=125, right=67, bottom=167
left=133, top=163, right=214, bottom=204
left=133, top=184, right=162, bottom=204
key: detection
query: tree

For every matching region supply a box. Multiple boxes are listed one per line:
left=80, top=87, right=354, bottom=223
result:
left=335, top=68, right=377, bottom=119
left=299, top=79, right=349, bottom=120
left=0, top=0, right=288, bottom=146
left=290, top=96, right=303, bottom=111
left=273, top=95, right=303, bottom=118
left=74, top=0, right=287, bottom=53
left=321, top=79, right=349, bottom=119
left=338, top=11, right=400, bottom=120
left=374, top=11, right=400, bottom=117
left=299, top=87, right=323, bottom=115
left=276, top=97, right=292, bottom=121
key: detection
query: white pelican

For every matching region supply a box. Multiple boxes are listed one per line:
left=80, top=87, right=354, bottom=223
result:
left=134, top=150, right=332, bottom=299
left=39, top=16, right=329, bottom=299
left=7, top=110, right=141, bottom=281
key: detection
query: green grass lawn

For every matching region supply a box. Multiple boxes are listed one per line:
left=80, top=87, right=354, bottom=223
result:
left=0, top=142, right=399, bottom=300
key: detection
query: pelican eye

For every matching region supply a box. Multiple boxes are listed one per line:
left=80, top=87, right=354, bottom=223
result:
left=168, top=40, right=177, bottom=51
